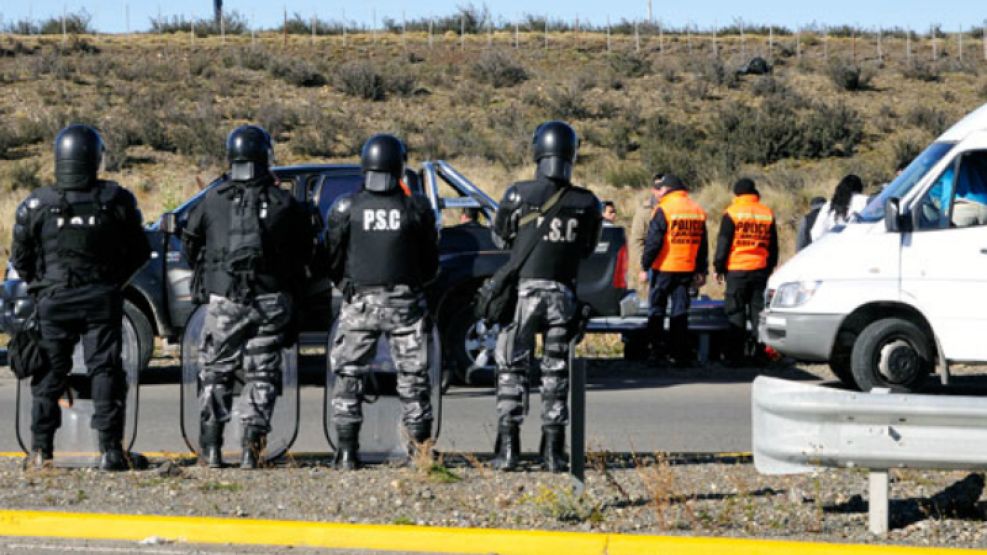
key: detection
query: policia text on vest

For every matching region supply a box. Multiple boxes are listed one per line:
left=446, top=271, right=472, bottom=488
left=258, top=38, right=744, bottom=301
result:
left=714, top=180, right=779, bottom=365
left=639, top=176, right=709, bottom=367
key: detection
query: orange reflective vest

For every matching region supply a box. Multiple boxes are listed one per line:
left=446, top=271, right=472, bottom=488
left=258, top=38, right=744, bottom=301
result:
left=652, top=190, right=707, bottom=272
left=725, top=194, right=774, bottom=271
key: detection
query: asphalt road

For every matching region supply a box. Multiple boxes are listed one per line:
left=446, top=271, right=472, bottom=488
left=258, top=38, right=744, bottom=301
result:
left=0, top=358, right=829, bottom=456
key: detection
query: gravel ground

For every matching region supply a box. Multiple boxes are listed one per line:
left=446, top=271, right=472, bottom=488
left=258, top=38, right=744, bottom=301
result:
left=5, top=360, right=987, bottom=550
left=2, top=452, right=987, bottom=549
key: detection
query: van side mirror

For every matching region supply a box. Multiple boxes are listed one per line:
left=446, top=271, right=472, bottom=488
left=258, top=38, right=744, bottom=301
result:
left=161, top=212, right=178, bottom=235
left=884, top=198, right=902, bottom=233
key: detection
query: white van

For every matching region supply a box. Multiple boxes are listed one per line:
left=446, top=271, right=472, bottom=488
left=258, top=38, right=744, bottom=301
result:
left=760, top=103, right=987, bottom=392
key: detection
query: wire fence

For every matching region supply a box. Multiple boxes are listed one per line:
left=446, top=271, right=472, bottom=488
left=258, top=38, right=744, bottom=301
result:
left=2, top=9, right=987, bottom=65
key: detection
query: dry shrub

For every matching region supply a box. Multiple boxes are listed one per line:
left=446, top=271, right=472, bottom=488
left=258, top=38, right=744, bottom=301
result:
left=335, top=60, right=385, bottom=100
left=826, top=60, right=875, bottom=91
left=470, top=51, right=529, bottom=88
left=268, top=57, right=327, bottom=88
left=901, top=59, right=941, bottom=82
left=905, top=105, right=949, bottom=135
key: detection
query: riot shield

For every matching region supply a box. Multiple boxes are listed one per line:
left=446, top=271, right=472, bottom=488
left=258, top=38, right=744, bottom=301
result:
left=15, top=314, right=141, bottom=468
left=324, top=322, right=442, bottom=464
left=180, top=305, right=299, bottom=465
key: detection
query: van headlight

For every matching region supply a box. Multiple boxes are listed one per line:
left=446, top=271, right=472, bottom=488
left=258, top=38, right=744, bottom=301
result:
left=772, top=281, right=821, bottom=308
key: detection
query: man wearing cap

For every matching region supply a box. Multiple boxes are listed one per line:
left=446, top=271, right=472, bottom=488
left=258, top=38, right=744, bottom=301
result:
left=628, top=175, right=662, bottom=297
left=639, top=174, right=708, bottom=367
left=713, top=178, right=779, bottom=366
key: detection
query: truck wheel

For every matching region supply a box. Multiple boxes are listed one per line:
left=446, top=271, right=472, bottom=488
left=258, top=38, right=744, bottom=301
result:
left=828, top=353, right=857, bottom=389
left=123, top=300, right=154, bottom=375
left=441, top=301, right=499, bottom=389
left=850, top=318, right=932, bottom=392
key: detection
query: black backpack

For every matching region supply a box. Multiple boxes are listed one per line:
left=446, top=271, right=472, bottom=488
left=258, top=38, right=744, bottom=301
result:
left=8, top=311, right=46, bottom=379
left=474, top=187, right=569, bottom=325
left=223, top=184, right=269, bottom=303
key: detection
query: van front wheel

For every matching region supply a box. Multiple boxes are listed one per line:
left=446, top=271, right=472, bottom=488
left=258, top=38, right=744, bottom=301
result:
left=850, top=318, right=932, bottom=392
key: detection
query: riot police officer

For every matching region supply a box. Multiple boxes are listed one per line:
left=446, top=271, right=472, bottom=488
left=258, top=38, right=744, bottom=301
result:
left=326, top=134, right=439, bottom=470
left=10, top=125, right=151, bottom=470
left=182, top=125, right=316, bottom=469
left=491, top=121, right=602, bottom=472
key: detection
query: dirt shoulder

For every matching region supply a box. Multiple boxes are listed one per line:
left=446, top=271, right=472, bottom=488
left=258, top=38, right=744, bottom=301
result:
left=4, top=453, right=987, bottom=549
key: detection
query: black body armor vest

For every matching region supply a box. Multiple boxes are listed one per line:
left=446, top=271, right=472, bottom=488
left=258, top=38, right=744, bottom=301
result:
left=344, top=191, right=431, bottom=288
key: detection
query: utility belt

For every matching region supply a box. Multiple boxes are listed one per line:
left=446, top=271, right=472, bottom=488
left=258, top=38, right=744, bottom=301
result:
left=341, top=279, right=422, bottom=300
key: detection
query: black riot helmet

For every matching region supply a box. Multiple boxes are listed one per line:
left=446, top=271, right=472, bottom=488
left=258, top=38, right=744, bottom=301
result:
left=54, top=124, right=105, bottom=190
left=361, top=134, right=407, bottom=193
left=226, top=125, right=274, bottom=181
left=532, top=121, right=578, bottom=182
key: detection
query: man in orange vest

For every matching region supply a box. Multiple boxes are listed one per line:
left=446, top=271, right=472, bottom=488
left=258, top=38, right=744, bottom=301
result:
left=639, top=174, right=708, bottom=367
left=713, top=178, right=779, bottom=366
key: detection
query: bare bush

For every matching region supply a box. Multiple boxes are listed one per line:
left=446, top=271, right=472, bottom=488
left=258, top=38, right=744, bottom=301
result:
left=0, top=160, right=43, bottom=192
left=269, top=57, right=327, bottom=88
left=826, top=60, right=874, bottom=91
left=607, top=52, right=652, bottom=78
left=905, top=105, right=949, bottom=135
left=470, top=51, right=529, bottom=89
left=901, top=60, right=941, bottom=82
left=335, top=61, right=385, bottom=101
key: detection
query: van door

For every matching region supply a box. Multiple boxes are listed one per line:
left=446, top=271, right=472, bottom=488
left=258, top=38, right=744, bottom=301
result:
left=901, top=149, right=987, bottom=362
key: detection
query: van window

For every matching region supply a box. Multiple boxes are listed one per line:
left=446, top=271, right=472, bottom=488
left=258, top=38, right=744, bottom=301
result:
left=915, top=150, right=987, bottom=231
left=858, top=142, right=954, bottom=223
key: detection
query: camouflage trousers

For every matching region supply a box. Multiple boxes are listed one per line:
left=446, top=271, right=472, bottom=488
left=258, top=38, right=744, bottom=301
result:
left=330, top=285, right=433, bottom=427
left=495, top=279, right=577, bottom=427
left=198, top=293, right=292, bottom=434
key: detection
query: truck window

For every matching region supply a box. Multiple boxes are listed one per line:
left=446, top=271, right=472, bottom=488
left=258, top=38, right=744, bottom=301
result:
left=316, top=174, right=363, bottom=221
left=915, top=150, right=987, bottom=231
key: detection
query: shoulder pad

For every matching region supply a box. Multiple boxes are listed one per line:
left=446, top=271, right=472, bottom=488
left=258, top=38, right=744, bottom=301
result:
left=98, top=180, right=126, bottom=203
left=332, top=194, right=354, bottom=214
left=503, top=184, right=524, bottom=205
left=29, top=186, right=59, bottom=207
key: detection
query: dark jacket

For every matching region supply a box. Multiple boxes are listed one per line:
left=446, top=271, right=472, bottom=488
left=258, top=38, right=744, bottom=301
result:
left=326, top=187, right=439, bottom=291
left=640, top=203, right=709, bottom=275
left=493, top=176, right=602, bottom=286
left=795, top=204, right=824, bottom=252
left=11, top=180, right=150, bottom=292
left=713, top=202, right=779, bottom=275
left=182, top=173, right=317, bottom=301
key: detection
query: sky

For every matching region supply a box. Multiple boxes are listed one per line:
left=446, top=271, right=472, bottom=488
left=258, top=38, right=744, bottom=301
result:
left=1, top=1, right=985, bottom=34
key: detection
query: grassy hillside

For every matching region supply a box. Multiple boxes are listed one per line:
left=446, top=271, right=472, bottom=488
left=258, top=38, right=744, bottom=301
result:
left=1, top=30, right=986, bottom=292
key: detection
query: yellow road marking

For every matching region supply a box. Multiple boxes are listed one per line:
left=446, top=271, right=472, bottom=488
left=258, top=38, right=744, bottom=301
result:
left=0, top=509, right=981, bottom=555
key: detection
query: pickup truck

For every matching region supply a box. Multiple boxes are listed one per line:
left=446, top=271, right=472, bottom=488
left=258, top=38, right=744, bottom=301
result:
left=1, top=161, right=632, bottom=387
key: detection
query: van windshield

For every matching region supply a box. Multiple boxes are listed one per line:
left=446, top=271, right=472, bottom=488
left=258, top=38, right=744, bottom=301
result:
left=858, top=142, right=955, bottom=222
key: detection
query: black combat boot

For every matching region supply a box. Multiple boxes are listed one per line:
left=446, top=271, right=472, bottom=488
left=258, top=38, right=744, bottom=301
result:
left=200, top=422, right=225, bottom=468
left=98, top=435, right=128, bottom=472
left=540, top=425, right=568, bottom=473
left=405, top=420, right=433, bottom=463
left=491, top=422, right=520, bottom=471
left=333, top=424, right=361, bottom=471
left=240, top=427, right=266, bottom=470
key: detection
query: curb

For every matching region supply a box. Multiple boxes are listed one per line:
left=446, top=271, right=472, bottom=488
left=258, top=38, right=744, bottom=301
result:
left=0, top=509, right=983, bottom=555
left=0, top=451, right=756, bottom=461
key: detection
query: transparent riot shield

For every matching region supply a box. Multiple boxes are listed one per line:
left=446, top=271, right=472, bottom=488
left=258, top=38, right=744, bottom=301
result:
left=180, top=305, right=299, bottom=465
left=15, top=314, right=141, bottom=468
left=324, top=322, right=442, bottom=464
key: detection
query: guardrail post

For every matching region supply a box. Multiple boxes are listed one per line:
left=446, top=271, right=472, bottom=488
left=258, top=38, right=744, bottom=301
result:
left=869, top=470, right=889, bottom=536
left=569, top=335, right=586, bottom=496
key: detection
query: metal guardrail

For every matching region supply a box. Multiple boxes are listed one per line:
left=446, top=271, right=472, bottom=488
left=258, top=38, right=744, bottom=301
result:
left=752, top=376, right=987, bottom=535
